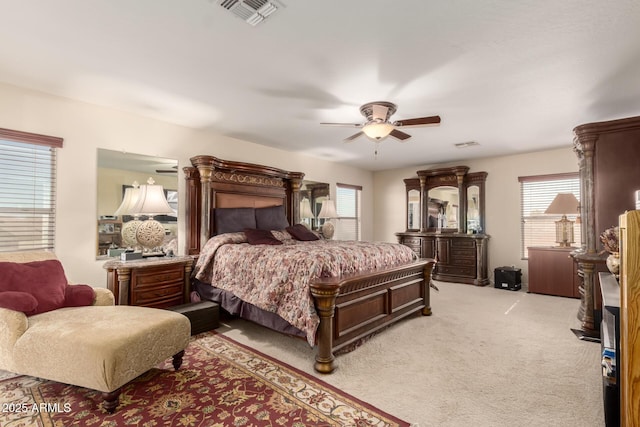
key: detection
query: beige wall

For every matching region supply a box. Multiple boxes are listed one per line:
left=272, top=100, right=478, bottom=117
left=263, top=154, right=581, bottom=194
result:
left=0, top=82, right=374, bottom=287
left=372, top=148, right=579, bottom=283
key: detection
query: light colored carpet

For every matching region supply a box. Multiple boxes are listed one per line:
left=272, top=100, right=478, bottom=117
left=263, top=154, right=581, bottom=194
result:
left=219, top=281, right=605, bottom=427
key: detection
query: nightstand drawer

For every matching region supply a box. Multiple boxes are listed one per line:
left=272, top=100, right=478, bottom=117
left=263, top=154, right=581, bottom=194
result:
left=133, top=266, right=184, bottom=288
left=131, top=282, right=184, bottom=307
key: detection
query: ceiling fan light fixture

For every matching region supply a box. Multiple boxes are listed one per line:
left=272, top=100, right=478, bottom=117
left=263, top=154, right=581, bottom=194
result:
left=362, top=122, right=394, bottom=140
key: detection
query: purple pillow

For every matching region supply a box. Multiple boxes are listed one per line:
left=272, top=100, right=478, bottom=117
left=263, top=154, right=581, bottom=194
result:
left=255, top=205, right=289, bottom=230
left=0, top=291, right=39, bottom=314
left=0, top=259, right=68, bottom=315
left=286, top=224, right=320, bottom=241
left=64, top=285, right=95, bottom=307
left=244, top=228, right=283, bottom=245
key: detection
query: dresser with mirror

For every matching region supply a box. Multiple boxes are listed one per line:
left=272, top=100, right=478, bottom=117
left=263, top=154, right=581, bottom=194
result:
left=396, top=166, right=489, bottom=285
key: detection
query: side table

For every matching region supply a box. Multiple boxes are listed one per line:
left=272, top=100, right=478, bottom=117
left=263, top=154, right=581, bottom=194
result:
left=103, top=255, right=194, bottom=308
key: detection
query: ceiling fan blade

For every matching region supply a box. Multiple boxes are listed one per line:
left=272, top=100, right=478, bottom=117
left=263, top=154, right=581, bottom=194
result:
left=155, top=169, right=177, bottom=173
left=320, top=122, right=363, bottom=127
left=371, top=104, right=390, bottom=121
left=390, top=129, right=412, bottom=141
left=395, top=115, right=441, bottom=127
left=344, top=131, right=363, bottom=141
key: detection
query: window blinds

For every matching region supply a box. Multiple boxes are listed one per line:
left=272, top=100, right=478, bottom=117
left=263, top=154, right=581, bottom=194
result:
left=334, top=183, right=362, bottom=241
left=519, top=173, right=581, bottom=258
left=0, top=128, right=63, bottom=252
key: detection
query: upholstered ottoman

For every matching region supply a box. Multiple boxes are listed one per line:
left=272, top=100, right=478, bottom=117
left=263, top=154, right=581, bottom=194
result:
left=12, top=305, right=191, bottom=413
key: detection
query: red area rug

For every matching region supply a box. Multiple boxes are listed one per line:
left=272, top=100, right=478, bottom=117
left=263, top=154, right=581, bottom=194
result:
left=0, top=332, right=409, bottom=426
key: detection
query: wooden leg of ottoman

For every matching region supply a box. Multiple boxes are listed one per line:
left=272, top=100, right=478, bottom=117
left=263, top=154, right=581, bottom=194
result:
left=172, top=350, right=185, bottom=370
left=102, top=388, right=121, bottom=414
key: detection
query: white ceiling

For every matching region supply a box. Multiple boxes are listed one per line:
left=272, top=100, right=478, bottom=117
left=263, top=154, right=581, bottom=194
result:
left=2, top=0, right=639, bottom=171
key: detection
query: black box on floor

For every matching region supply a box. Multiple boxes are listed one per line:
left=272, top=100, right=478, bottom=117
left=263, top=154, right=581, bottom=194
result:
left=169, top=301, right=220, bottom=335
left=494, top=266, right=522, bottom=291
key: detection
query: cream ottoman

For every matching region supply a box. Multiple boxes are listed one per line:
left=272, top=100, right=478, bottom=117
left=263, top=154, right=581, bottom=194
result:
left=12, top=305, right=191, bottom=413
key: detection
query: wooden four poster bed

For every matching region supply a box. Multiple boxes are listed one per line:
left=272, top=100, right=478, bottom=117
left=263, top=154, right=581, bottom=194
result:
left=184, top=155, right=435, bottom=373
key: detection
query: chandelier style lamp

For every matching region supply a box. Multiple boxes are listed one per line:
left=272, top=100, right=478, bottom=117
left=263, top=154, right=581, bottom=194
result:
left=545, top=192, right=580, bottom=248
left=131, top=177, right=175, bottom=255
left=318, top=199, right=338, bottom=239
left=113, top=181, right=142, bottom=249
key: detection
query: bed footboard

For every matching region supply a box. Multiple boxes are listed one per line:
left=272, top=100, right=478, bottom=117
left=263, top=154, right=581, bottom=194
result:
left=310, top=258, right=435, bottom=373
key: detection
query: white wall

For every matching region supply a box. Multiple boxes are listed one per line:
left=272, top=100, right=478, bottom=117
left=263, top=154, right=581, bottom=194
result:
left=372, top=148, right=579, bottom=283
left=0, top=82, right=373, bottom=287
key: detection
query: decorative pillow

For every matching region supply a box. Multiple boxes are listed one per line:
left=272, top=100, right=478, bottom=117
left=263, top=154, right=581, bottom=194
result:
left=0, top=291, right=39, bottom=314
left=286, top=224, right=320, bottom=241
left=255, top=205, right=289, bottom=231
left=64, top=284, right=96, bottom=307
left=215, top=207, right=256, bottom=234
left=244, top=228, right=283, bottom=245
left=0, top=260, right=68, bottom=315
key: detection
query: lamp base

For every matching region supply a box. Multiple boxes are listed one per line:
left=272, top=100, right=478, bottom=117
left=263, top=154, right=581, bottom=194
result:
left=121, top=219, right=142, bottom=248
left=321, top=221, right=335, bottom=240
left=136, top=219, right=166, bottom=250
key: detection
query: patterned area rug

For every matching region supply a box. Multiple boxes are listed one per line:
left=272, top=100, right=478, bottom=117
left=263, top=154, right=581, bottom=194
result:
left=0, top=332, right=408, bottom=426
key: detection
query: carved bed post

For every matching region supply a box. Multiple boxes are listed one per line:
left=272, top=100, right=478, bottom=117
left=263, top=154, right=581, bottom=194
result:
left=191, top=158, right=215, bottom=250
left=309, top=282, right=340, bottom=374
left=422, top=261, right=435, bottom=316
left=289, top=174, right=303, bottom=225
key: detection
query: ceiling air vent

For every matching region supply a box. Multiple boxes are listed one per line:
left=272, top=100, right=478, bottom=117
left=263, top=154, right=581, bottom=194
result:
left=219, top=0, right=281, bottom=26
left=454, top=141, right=480, bottom=148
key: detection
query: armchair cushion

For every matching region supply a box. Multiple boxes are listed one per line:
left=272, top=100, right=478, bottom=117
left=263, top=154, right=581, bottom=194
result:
left=0, top=259, right=96, bottom=315
left=0, top=291, right=38, bottom=313
left=64, top=285, right=96, bottom=307
left=0, top=260, right=67, bottom=315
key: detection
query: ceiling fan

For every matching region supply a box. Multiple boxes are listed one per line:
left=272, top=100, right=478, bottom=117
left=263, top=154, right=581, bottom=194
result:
left=321, top=101, right=441, bottom=142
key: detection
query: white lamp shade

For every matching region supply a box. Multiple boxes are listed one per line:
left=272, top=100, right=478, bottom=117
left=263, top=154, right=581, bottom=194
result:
left=318, top=199, right=337, bottom=219
left=362, top=122, right=394, bottom=140
left=300, top=198, right=314, bottom=219
left=131, top=181, right=174, bottom=216
left=113, top=186, right=140, bottom=216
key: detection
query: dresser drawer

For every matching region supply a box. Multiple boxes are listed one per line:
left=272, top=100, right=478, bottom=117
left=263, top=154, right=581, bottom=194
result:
left=451, top=239, right=476, bottom=248
left=436, top=264, right=476, bottom=278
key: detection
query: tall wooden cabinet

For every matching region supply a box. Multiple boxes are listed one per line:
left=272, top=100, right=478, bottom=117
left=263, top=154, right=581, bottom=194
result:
left=572, top=115, right=640, bottom=337
left=396, top=166, right=490, bottom=286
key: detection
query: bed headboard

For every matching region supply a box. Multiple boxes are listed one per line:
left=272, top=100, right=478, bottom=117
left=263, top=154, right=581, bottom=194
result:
left=184, top=155, right=304, bottom=255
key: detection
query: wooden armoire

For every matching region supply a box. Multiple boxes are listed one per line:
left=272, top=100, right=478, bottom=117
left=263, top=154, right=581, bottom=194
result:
left=572, top=116, right=640, bottom=338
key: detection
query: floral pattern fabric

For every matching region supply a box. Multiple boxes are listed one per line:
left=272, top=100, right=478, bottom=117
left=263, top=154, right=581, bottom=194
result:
left=193, top=232, right=416, bottom=345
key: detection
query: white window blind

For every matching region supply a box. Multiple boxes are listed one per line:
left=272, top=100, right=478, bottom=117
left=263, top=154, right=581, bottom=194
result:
left=0, top=128, right=63, bottom=252
left=334, top=183, right=362, bottom=241
left=519, top=173, right=581, bottom=258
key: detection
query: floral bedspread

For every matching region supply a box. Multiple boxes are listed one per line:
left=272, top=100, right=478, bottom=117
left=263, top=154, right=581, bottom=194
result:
left=192, top=231, right=417, bottom=346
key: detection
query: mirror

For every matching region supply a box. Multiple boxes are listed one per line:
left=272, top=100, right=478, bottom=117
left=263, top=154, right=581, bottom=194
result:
left=407, top=189, right=420, bottom=230
left=300, top=180, right=329, bottom=231
left=97, top=149, right=178, bottom=258
left=427, top=186, right=458, bottom=230
left=467, top=185, right=481, bottom=233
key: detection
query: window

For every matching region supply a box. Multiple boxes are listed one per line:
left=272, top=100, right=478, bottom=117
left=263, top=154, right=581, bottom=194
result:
left=334, top=183, right=362, bottom=241
left=519, top=173, right=581, bottom=258
left=0, top=128, right=63, bottom=252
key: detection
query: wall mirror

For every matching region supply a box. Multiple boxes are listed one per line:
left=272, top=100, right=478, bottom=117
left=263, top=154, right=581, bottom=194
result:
left=467, top=185, right=481, bottom=232
left=96, top=149, right=178, bottom=259
left=300, top=180, right=329, bottom=231
left=407, top=189, right=421, bottom=230
left=427, top=186, right=458, bottom=230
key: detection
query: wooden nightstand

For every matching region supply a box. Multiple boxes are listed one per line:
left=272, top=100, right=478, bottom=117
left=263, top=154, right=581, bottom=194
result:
left=103, top=256, right=194, bottom=308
